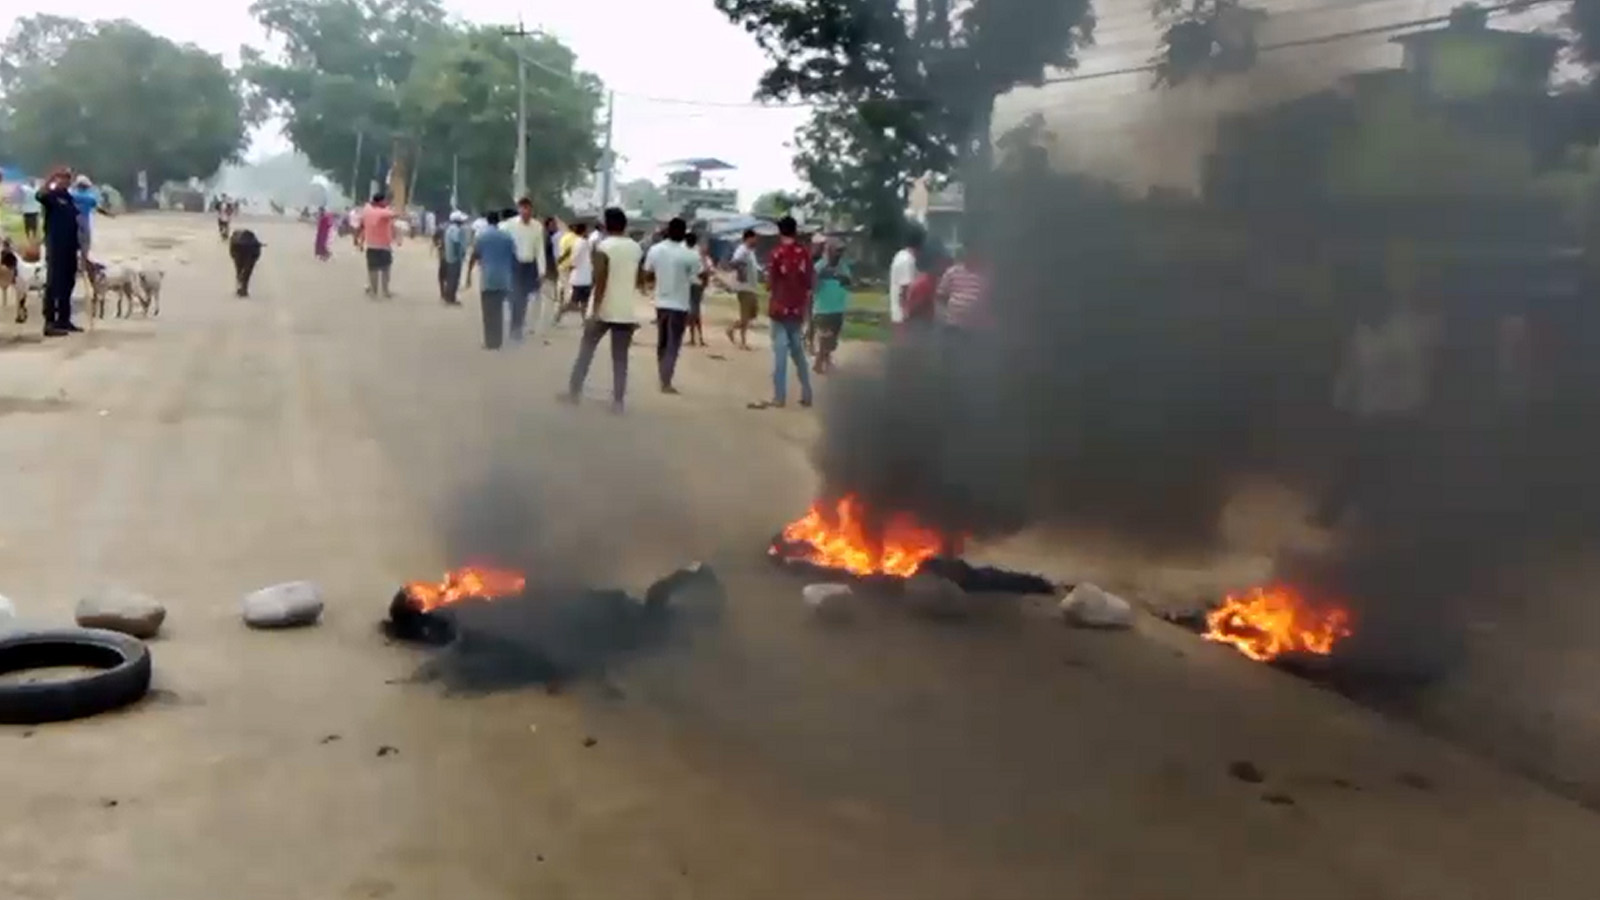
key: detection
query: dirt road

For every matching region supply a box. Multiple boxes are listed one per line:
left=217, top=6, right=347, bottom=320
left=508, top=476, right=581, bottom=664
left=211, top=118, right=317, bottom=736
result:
left=1, top=214, right=1598, bottom=899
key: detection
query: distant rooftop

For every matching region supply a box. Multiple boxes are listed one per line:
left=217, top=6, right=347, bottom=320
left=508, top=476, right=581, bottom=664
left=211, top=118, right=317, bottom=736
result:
left=661, top=158, right=737, bottom=172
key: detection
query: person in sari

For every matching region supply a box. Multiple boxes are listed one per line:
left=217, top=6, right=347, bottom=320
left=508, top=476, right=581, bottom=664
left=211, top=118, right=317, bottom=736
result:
left=314, top=207, right=334, bottom=261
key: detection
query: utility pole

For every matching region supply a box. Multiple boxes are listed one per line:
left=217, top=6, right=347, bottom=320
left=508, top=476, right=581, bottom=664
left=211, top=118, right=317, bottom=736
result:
left=597, top=90, right=615, bottom=209
left=350, top=129, right=364, bottom=199
left=450, top=152, right=459, bottom=211
left=500, top=21, right=534, bottom=202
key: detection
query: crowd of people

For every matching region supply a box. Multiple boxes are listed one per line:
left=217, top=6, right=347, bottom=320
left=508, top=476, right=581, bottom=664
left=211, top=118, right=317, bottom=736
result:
left=283, top=191, right=991, bottom=416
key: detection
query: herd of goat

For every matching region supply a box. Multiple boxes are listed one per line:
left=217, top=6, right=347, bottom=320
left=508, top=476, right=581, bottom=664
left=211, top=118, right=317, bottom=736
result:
left=0, top=243, right=165, bottom=325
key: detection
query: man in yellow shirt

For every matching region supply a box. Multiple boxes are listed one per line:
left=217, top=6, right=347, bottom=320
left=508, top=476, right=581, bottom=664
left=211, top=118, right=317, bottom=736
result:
left=556, top=222, right=580, bottom=309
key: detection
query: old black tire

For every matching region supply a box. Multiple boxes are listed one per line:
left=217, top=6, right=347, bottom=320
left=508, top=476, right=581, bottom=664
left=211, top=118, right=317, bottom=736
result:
left=0, top=628, right=152, bottom=724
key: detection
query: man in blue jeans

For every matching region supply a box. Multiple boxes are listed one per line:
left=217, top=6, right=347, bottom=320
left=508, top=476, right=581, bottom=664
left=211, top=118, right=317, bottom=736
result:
left=749, top=215, right=814, bottom=409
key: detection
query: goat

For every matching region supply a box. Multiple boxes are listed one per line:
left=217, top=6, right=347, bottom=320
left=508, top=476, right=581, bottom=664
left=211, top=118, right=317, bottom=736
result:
left=136, top=264, right=164, bottom=316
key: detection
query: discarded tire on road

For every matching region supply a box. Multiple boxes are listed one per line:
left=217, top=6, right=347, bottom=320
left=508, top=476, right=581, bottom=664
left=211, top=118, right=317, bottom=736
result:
left=0, top=628, right=152, bottom=724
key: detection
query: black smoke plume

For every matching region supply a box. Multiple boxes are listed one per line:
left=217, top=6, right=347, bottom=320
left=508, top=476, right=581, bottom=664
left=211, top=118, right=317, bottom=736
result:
left=816, top=151, right=1600, bottom=678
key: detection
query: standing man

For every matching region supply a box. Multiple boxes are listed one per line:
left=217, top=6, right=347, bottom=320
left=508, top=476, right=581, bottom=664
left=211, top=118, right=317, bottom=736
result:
left=438, top=211, right=469, bottom=305
left=810, top=240, right=852, bottom=373
left=888, top=228, right=922, bottom=334
left=935, top=243, right=988, bottom=332
left=726, top=228, right=760, bottom=350
left=644, top=217, right=701, bottom=394
left=751, top=216, right=814, bottom=409
left=358, top=193, right=398, bottom=298
left=563, top=207, right=642, bottom=413
left=70, top=175, right=114, bottom=271
left=500, top=197, right=546, bottom=342
left=36, top=170, right=82, bottom=336
left=686, top=232, right=710, bottom=347
left=463, top=210, right=518, bottom=349
left=555, top=221, right=593, bottom=326
left=19, top=178, right=42, bottom=242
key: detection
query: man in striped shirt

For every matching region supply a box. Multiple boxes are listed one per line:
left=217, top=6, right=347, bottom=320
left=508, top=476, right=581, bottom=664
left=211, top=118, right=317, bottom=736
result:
left=935, top=245, right=987, bottom=330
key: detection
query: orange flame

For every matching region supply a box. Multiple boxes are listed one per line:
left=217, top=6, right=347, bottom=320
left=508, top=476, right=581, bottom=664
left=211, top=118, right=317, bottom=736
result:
left=770, top=495, right=949, bottom=577
left=1203, top=585, right=1353, bottom=662
left=404, top=564, right=526, bottom=612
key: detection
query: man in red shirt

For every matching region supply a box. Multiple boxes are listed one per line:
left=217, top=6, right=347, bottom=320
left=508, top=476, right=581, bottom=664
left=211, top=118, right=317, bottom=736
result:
left=752, top=215, right=814, bottom=409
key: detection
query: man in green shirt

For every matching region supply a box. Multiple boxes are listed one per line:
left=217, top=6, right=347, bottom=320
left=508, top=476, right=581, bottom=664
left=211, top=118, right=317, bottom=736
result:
left=810, top=241, right=851, bottom=374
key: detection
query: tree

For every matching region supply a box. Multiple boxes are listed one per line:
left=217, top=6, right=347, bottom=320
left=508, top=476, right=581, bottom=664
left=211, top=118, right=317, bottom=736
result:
left=1151, top=0, right=1268, bottom=87
left=2, top=17, right=248, bottom=196
left=715, top=0, right=1095, bottom=249
left=243, top=0, right=602, bottom=210
left=750, top=189, right=802, bottom=217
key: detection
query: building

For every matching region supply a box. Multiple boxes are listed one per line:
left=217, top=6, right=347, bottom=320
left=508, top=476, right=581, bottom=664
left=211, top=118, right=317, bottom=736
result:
left=660, top=158, right=740, bottom=215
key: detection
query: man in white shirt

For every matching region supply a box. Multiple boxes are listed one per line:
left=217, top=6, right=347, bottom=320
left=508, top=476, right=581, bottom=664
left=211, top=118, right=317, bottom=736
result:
left=498, top=197, right=548, bottom=342
left=563, top=207, right=643, bottom=413
left=556, top=221, right=595, bottom=326
left=643, top=217, right=703, bottom=394
left=887, top=229, right=923, bottom=328
left=726, top=229, right=760, bottom=349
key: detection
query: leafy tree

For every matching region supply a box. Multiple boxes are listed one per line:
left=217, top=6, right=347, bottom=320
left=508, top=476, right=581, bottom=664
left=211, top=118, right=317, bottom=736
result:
left=0, top=14, right=91, bottom=94
left=715, top=0, right=1095, bottom=249
left=750, top=189, right=802, bottom=217
left=2, top=17, right=248, bottom=196
left=1151, top=0, right=1268, bottom=87
left=243, top=0, right=602, bottom=211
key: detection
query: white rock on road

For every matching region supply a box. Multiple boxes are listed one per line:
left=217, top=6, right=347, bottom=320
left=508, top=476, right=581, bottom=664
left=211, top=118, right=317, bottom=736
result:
left=1059, top=582, right=1135, bottom=629
left=242, top=581, right=325, bottom=629
left=802, top=582, right=854, bottom=623
left=75, top=586, right=167, bottom=638
left=0, top=592, right=15, bottom=628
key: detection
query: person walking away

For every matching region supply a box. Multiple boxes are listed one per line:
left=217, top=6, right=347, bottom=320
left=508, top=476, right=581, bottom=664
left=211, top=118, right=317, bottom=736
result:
left=70, top=175, right=113, bottom=273
left=935, top=244, right=989, bottom=332
left=811, top=241, right=852, bottom=373
left=20, top=179, right=41, bottom=242
left=500, top=198, right=545, bottom=342
left=314, top=206, right=334, bottom=260
left=750, top=216, right=814, bottom=409
left=888, top=229, right=922, bottom=336
left=358, top=193, right=398, bottom=298
left=216, top=195, right=234, bottom=241
left=644, top=217, right=701, bottom=394
left=557, top=220, right=580, bottom=310
left=563, top=207, right=642, bottom=413
left=726, top=229, right=760, bottom=350
left=686, top=232, right=710, bottom=346
left=36, top=170, right=82, bottom=336
left=555, top=222, right=593, bottom=326
left=439, top=212, right=469, bottom=305
left=463, top=211, right=518, bottom=349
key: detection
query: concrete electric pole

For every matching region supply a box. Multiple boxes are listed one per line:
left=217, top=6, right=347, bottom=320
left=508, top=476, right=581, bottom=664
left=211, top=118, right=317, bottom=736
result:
left=500, top=22, right=535, bottom=202
left=597, top=90, right=615, bottom=209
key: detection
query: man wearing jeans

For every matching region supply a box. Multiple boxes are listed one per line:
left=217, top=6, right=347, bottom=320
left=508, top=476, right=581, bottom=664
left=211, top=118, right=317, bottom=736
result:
left=464, top=211, right=518, bottom=349
left=751, top=215, right=814, bottom=409
left=643, top=217, right=701, bottom=394
left=563, top=207, right=643, bottom=413
left=499, top=197, right=545, bottom=342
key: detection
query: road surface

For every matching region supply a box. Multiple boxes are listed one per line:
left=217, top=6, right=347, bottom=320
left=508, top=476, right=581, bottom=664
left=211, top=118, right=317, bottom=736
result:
left=1, top=214, right=1598, bottom=900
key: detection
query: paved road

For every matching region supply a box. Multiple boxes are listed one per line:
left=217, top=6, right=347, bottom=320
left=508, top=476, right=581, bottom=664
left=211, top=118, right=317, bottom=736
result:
left=2, top=214, right=1599, bottom=899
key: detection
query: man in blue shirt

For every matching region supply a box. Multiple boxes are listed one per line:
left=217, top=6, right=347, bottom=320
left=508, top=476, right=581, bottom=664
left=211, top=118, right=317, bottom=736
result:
left=438, top=211, right=469, bottom=306
left=464, top=210, right=518, bottom=349
left=69, top=174, right=113, bottom=267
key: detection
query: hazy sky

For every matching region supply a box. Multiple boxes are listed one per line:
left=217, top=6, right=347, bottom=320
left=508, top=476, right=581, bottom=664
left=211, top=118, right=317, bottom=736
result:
left=25, top=0, right=813, bottom=200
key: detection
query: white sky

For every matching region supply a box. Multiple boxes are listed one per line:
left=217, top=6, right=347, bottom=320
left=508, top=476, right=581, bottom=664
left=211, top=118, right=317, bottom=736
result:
left=22, top=0, right=811, bottom=201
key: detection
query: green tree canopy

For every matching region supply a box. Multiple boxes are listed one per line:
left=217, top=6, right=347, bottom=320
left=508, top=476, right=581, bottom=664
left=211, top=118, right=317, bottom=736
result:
left=242, top=0, right=603, bottom=211
left=750, top=189, right=802, bottom=217
left=1, top=16, right=248, bottom=195
left=715, top=0, right=1095, bottom=248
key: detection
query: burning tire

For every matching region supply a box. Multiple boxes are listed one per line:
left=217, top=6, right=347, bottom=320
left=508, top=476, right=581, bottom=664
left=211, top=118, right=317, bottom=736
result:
left=0, top=628, right=153, bottom=724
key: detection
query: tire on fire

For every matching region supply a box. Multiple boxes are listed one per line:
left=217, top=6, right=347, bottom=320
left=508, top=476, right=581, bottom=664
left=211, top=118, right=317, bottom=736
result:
left=0, top=628, right=153, bottom=724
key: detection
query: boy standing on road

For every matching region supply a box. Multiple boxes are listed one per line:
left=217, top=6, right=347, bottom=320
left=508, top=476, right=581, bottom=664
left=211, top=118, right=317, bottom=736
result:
left=726, top=228, right=760, bottom=350
left=563, top=207, right=643, bottom=413
left=358, top=193, right=398, bottom=298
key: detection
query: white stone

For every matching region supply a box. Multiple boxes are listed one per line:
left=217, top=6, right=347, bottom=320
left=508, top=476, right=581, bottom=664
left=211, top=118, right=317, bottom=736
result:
left=75, top=586, right=166, bottom=638
left=1059, top=583, right=1135, bottom=629
left=803, top=583, right=854, bottom=623
left=0, top=592, right=15, bottom=626
left=242, top=581, right=325, bottom=629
